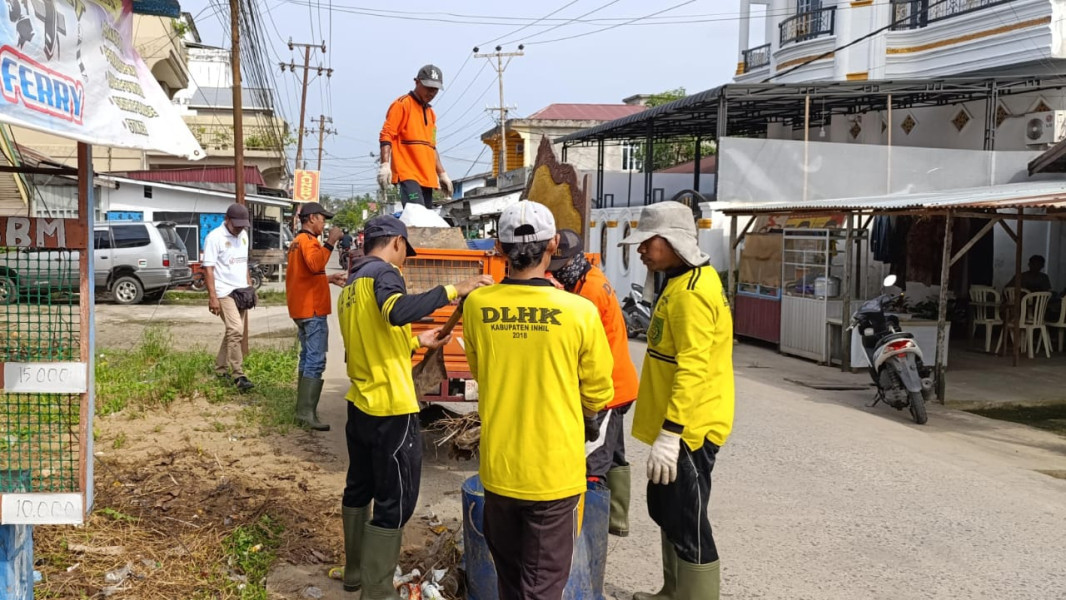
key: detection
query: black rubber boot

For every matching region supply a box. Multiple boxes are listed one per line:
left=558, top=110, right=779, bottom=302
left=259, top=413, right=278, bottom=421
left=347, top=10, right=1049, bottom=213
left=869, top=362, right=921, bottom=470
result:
left=295, top=376, right=330, bottom=431
left=341, top=504, right=369, bottom=592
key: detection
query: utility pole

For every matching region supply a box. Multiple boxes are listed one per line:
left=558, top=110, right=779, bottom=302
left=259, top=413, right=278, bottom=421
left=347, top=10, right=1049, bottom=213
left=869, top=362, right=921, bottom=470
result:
left=309, top=115, right=336, bottom=171
left=280, top=41, right=333, bottom=171
left=473, top=45, right=523, bottom=178
left=230, top=0, right=245, bottom=204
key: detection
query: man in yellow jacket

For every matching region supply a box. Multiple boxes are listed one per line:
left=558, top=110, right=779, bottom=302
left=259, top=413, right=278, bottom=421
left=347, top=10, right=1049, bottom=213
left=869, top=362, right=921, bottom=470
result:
left=336, top=215, right=490, bottom=598
left=619, top=201, right=735, bottom=600
left=464, top=201, right=614, bottom=600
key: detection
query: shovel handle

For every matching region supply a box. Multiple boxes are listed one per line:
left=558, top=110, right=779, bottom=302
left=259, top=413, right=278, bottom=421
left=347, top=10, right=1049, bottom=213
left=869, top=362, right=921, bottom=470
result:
left=436, top=300, right=465, bottom=339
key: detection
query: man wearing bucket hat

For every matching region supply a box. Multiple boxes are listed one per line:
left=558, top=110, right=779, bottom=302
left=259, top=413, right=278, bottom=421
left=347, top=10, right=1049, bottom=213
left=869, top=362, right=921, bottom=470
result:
left=463, top=201, right=614, bottom=600
left=619, top=201, right=734, bottom=600
left=549, top=229, right=640, bottom=537
left=333, top=215, right=491, bottom=598
left=378, top=64, right=453, bottom=208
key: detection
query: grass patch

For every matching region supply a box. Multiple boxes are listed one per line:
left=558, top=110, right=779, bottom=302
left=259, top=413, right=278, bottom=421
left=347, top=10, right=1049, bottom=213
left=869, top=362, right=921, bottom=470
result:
left=162, top=290, right=287, bottom=306
left=97, top=326, right=299, bottom=432
left=221, top=516, right=285, bottom=599
left=966, top=403, right=1066, bottom=437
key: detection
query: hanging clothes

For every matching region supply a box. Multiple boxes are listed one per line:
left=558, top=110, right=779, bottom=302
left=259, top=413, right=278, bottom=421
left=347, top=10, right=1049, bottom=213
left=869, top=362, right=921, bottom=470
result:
left=871, top=216, right=893, bottom=263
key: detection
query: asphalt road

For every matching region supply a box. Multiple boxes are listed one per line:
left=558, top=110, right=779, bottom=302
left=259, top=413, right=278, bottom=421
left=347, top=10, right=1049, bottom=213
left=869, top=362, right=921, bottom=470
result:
left=308, top=281, right=1066, bottom=600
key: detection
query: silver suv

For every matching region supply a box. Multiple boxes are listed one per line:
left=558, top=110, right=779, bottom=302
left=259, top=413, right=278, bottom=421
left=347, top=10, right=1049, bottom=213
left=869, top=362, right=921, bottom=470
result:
left=95, top=222, right=193, bottom=304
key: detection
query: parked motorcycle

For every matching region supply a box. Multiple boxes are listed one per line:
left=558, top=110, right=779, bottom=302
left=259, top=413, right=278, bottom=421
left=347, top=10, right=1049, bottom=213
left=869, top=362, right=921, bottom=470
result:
left=850, top=275, right=933, bottom=425
left=622, top=283, right=652, bottom=339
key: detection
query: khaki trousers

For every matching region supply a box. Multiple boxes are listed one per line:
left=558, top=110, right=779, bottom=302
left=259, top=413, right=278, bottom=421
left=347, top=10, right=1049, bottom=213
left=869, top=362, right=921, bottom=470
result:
left=215, top=295, right=249, bottom=378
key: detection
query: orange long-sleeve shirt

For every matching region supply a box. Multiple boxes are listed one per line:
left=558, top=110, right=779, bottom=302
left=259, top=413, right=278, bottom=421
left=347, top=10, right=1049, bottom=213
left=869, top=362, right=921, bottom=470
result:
left=380, top=92, right=439, bottom=189
left=573, top=266, right=640, bottom=409
left=286, top=230, right=333, bottom=319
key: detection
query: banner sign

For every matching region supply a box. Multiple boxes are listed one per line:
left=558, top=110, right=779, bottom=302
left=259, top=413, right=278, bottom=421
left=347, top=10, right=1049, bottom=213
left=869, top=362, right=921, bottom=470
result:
left=292, top=169, right=320, bottom=203
left=0, top=0, right=203, bottom=158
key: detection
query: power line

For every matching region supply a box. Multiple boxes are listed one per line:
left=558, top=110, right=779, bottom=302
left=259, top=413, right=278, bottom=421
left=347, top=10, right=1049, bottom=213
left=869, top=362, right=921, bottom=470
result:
left=504, top=0, right=624, bottom=46
left=526, top=0, right=696, bottom=45
left=478, top=0, right=582, bottom=47
left=438, top=61, right=489, bottom=120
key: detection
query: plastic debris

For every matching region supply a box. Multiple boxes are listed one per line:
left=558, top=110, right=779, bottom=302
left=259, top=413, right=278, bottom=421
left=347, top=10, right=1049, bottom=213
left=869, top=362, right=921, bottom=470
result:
left=104, top=563, right=132, bottom=583
left=302, top=586, right=324, bottom=599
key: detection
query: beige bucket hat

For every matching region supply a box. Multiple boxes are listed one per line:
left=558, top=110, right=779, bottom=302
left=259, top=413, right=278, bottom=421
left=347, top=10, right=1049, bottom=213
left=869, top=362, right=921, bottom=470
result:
left=618, top=201, right=709, bottom=267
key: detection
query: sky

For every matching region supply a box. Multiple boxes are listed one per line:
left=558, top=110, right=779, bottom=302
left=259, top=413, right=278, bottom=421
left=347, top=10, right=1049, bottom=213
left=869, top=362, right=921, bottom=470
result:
left=182, top=0, right=744, bottom=196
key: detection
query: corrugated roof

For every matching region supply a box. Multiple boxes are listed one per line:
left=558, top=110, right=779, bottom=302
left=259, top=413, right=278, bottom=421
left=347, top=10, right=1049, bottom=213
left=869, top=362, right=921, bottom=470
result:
left=1029, top=136, right=1066, bottom=175
left=102, top=176, right=291, bottom=208
left=527, top=104, right=645, bottom=121
left=712, top=181, right=1066, bottom=214
left=120, top=166, right=266, bottom=186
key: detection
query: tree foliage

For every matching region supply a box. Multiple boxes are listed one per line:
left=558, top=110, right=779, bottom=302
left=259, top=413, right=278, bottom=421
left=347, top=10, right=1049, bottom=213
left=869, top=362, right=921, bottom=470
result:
left=637, top=87, right=717, bottom=172
left=318, top=193, right=387, bottom=232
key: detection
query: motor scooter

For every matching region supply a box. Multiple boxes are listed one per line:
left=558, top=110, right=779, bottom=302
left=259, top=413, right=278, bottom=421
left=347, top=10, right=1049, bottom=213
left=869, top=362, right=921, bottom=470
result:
left=622, top=283, right=652, bottom=339
left=850, top=275, right=933, bottom=425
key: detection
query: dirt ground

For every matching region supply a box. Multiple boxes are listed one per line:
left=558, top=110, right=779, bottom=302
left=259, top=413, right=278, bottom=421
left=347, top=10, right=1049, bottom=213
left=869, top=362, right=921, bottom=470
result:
left=35, top=302, right=466, bottom=600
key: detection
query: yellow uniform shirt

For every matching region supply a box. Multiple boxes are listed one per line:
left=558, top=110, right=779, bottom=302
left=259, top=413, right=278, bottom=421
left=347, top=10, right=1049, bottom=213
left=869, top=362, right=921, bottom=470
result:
left=464, top=278, right=615, bottom=501
left=338, top=256, right=455, bottom=417
left=633, top=266, right=735, bottom=451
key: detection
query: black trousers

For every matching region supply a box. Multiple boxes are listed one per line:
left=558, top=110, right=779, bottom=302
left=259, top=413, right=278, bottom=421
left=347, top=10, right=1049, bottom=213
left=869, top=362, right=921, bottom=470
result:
left=398, top=180, right=434, bottom=209
left=342, top=403, right=422, bottom=529
left=585, top=405, right=630, bottom=482
left=484, top=491, right=580, bottom=600
left=647, top=441, right=719, bottom=565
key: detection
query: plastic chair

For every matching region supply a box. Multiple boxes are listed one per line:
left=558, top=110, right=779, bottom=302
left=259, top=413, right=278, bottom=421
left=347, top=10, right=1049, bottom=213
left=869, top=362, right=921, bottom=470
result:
left=1046, top=301, right=1066, bottom=352
left=969, top=285, right=1001, bottom=352
left=998, top=291, right=1052, bottom=358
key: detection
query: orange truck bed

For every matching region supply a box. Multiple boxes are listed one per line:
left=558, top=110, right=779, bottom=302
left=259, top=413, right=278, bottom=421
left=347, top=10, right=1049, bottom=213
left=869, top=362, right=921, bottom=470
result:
left=405, top=248, right=507, bottom=402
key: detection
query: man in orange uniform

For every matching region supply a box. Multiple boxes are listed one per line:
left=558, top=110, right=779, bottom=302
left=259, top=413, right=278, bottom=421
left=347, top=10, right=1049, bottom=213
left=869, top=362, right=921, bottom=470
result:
left=286, top=202, right=346, bottom=431
left=377, top=65, right=452, bottom=208
left=549, top=229, right=640, bottom=537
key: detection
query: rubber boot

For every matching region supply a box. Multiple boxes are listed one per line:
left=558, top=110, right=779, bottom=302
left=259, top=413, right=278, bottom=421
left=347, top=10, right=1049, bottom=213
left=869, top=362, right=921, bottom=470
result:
left=633, top=530, right=677, bottom=600
left=606, top=466, right=631, bottom=537
left=360, top=524, right=403, bottom=599
left=341, top=505, right=369, bottom=592
left=295, top=377, right=330, bottom=431
left=676, top=558, right=720, bottom=600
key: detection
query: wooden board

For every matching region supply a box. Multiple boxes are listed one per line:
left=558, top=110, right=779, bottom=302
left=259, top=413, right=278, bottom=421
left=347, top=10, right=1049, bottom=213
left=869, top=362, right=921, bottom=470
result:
left=0, top=217, right=87, bottom=249
left=407, top=227, right=469, bottom=250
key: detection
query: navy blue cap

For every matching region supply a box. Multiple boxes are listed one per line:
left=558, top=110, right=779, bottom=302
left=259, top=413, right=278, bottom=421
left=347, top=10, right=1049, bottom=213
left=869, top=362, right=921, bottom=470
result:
left=363, top=215, right=417, bottom=256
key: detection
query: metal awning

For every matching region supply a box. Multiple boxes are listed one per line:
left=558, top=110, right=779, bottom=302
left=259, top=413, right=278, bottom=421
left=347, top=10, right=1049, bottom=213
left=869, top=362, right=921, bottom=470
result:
left=558, top=77, right=1066, bottom=146
left=713, top=181, right=1066, bottom=215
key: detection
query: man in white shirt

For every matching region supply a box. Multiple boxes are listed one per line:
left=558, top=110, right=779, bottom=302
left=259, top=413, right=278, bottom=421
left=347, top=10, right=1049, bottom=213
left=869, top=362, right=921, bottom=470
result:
left=203, top=203, right=255, bottom=391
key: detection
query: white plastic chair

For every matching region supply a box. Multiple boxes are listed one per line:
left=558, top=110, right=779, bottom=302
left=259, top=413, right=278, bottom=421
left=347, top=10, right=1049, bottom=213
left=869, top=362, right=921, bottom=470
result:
left=1046, top=301, right=1066, bottom=352
left=969, top=285, right=1001, bottom=353
left=998, top=291, right=1052, bottom=358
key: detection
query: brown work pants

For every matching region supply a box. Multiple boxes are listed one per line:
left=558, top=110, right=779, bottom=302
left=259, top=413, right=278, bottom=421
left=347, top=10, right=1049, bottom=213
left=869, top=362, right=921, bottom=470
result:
left=215, top=295, right=249, bottom=378
left=483, top=490, right=579, bottom=600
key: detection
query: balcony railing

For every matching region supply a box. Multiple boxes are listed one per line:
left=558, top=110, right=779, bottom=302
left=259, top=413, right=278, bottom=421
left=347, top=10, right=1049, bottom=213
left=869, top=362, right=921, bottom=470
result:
left=891, top=0, right=1015, bottom=30
left=742, top=43, right=772, bottom=71
left=779, top=6, right=836, bottom=46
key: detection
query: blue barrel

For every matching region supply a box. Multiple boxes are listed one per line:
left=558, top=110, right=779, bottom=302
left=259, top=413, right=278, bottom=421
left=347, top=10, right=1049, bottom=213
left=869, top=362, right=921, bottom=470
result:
left=462, top=475, right=609, bottom=600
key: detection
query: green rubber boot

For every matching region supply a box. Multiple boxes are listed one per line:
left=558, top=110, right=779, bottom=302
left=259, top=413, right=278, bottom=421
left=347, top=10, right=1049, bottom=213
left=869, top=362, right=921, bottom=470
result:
left=340, top=505, right=369, bottom=592
left=676, top=558, right=720, bottom=600
left=295, top=376, right=330, bottom=431
left=633, top=530, right=677, bottom=600
left=606, top=466, right=631, bottom=537
left=360, top=524, right=403, bottom=599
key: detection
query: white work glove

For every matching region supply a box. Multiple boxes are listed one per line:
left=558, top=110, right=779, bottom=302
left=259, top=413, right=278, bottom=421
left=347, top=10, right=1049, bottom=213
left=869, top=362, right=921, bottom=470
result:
left=377, top=162, right=392, bottom=190
left=438, top=171, right=453, bottom=197
left=647, top=430, right=682, bottom=485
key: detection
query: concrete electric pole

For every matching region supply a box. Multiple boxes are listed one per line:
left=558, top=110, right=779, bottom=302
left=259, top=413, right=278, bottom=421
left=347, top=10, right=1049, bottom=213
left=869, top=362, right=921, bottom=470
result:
left=473, top=45, right=523, bottom=179
left=309, top=115, right=336, bottom=172
left=229, top=0, right=245, bottom=204
left=280, top=41, right=333, bottom=172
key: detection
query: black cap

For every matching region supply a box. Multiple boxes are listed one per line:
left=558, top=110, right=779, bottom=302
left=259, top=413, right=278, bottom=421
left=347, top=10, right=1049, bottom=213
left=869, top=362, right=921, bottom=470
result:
left=364, top=215, right=417, bottom=257
left=416, top=64, right=443, bottom=89
left=299, top=202, right=335, bottom=219
left=225, top=203, right=251, bottom=228
left=549, top=229, right=583, bottom=271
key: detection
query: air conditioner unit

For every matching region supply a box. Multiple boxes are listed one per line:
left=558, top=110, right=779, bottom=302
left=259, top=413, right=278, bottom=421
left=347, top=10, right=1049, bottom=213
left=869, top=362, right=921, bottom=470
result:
left=1023, top=111, right=1066, bottom=146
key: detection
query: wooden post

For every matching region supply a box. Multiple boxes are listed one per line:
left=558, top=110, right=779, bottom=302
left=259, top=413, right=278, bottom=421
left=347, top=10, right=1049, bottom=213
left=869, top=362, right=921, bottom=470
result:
left=729, top=215, right=738, bottom=310
left=230, top=0, right=245, bottom=204
left=1013, top=211, right=1023, bottom=367
left=935, top=213, right=952, bottom=403
left=77, top=142, right=95, bottom=513
left=841, top=213, right=853, bottom=371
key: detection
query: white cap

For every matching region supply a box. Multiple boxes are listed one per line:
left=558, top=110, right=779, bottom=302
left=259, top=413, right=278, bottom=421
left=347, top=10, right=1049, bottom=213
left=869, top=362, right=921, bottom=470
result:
left=498, top=200, right=556, bottom=243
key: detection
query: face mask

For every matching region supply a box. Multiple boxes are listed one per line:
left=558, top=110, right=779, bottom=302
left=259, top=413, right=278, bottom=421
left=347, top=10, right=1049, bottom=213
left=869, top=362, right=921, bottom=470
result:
left=554, top=252, right=591, bottom=291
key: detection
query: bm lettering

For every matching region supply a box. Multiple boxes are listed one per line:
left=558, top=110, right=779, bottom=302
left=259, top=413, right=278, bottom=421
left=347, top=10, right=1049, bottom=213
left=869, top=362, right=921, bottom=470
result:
left=481, top=307, right=562, bottom=326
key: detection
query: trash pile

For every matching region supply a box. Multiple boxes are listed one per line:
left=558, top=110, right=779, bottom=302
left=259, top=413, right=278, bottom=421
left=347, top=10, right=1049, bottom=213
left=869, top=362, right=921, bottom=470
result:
left=396, top=513, right=466, bottom=599
left=426, top=412, right=481, bottom=460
